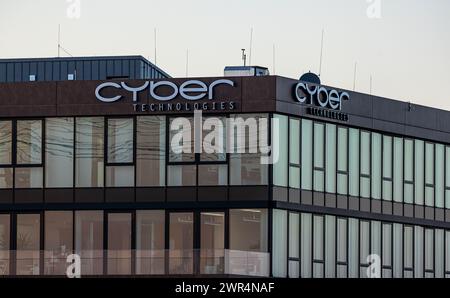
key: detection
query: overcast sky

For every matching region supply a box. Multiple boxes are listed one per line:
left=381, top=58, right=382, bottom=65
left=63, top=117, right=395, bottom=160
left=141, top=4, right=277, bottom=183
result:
left=1, top=0, right=449, bottom=110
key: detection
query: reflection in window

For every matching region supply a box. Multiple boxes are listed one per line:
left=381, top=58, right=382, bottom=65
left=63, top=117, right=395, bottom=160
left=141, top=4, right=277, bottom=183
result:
left=169, top=213, right=194, bottom=274
left=201, top=116, right=227, bottom=162
left=168, top=165, right=196, bottom=186
left=17, top=120, right=42, bottom=164
left=272, top=209, right=287, bottom=277
left=106, top=166, right=134, bottom=187
left=16, top=214, right=40, bottom=275
left=169, top=117, right=194, bottom=162
left=15, top=167, right=43, bottom=188
left=229, top=209, right=268, bottom=252
left=0, top=121, right=12, bottom=165
left=230, top=114, right=268, bottom=185
left=136, top=116, right=166, bottom=186
left=0, top=168, right=13, bottom=189
left=0, top=215, right=10, bottom=275
left=45, top=118, right=74, bottom=188
left=200, top=212, right=225, bottom=274
left=107, top=118, right=133, bottom=164
left=108, top=213, right=132, bottom=275
left=44, top=211, right=73, bottom=275
left=76, top=117, right=104, bottom=187
left=198, top=164, right=227, bottom=186
left=75, top=211, right=103, bottom=275
left=273, top=115, right=288, bottom=187
left=136, top=210, right=165, bottom=275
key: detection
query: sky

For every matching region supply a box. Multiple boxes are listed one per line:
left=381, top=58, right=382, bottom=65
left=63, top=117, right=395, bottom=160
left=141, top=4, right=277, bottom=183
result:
left=0, top=0, right=449, bottom=110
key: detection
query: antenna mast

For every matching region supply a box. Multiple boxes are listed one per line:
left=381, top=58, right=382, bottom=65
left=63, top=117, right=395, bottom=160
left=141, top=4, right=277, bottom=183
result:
left=318, top=29, right=324, bottom=76
left=58, top=24, right=61, bottom=58
left=241, top=49, right=247, bottom=66
left=353, top=62, right=358, bottom=91
left=249, top=28, right=253, bottom=66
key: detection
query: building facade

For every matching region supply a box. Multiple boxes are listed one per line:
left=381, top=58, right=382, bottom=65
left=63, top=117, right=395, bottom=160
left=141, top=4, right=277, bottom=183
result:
left=0, top=59, right=449, bottom=277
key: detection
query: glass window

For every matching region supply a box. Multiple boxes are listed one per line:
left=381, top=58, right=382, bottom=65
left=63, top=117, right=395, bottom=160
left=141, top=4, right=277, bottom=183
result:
left=17, top=120, right=42, bottom=164
left=404, top=226, right=413, bottom=270
left=447, top=231, right=450, bottom=277
left=414, top=226, right=424, bottom=278
left=289, top=166, right=300, bottom=189
left=15, top=167, right=43, bottom=188
left=0, top=215, right=10, bottom=275
left=313, top=123, right=324, bottom=192
left=289, top=213, right=299, bottom=259
left=325, top=215, right=336, bottom=278
left=106, top=166, right=134, bottom=187
left=201, top=116, right=226, bottom=162
left=44, top=211, right=73, bottom=275
left=404, top=139, right=414, bottom=204
left=198, top=164, right=227, bottom=186
left=136, top=116, right=165, bottom=187
left=371, top=133, right=381, bottom=199
left=382, top=223, right=392, bottom=269
left=168, top=165, right=196, bottom=186
left=169, top=117, right=194, bottom=162
left=289, top=119, right=300, bottom=165
left=393, top=137, right=403, bottom=203
left=301, top=213, right=312, bottom=278
left=313, top=215, right=324, bottom=262
left=200, top=212, right=225, bottom=275
left=349, top=129, right=359, bottom=197
left=0, top=168, right=13, bottom=189
left=326, top=124, right=336, bottom=193
left=337, top=218, right=347, bottom=264
left=382, top=136, right=392, bottom=201
left=108, top=213, right=132, bottom=275
left=301, top=119, right=312, bottom=190
left=435, top=229, right=444, bottom=278
left=16, top=214, right=40, bottom=275
left=337, top=127, right=348, bottom=195
left=348, top=218, right=359, bottom=278
left=75, top=211, right=103, bottom=275
left=415, top=140, right=424, bottom=205
left=359, top=221, right=370, bottom=267
left=75, top=117, right=104, bottom=188
left=360, top=131, right=370, bottom=176
left=136, top=210, right=165, bottom=275
left=435, top=144, right=444, bottom=208
left=169, top=212, right=194, bottom=274
left=229, top=209, right=268, bottom=252
left=425, top=143, right=434, bottom=207
left=107, top=118, right=133, bottom=164
left=371, top=221, right=381, bottom=260
left=393, top=223, right=403, bottom=278
left=272, top=209, right=287, bottom=277
left=424, top=229, right=434, bottom=273
left=273, top=115, right=288, bottom=187
left=230, top=114, right=268, bottom=185
left=45, top=118, right=74, bottom=188
left=447, top=147, right=450, bottom=209
left=0, top=121, right=12, bottom=165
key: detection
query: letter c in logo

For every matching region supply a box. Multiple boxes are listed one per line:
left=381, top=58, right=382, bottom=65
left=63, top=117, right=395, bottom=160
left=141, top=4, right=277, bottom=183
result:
left=95, top=82, right=122, bottom=103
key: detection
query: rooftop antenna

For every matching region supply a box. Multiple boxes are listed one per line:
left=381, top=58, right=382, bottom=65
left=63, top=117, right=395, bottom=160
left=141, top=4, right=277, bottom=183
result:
left=353, top=62, right=357, bottom=91
left=58, top=24, right=61, bottom=58
left=185, top=49, right=189, bottom=77
left=154, top=28, right=157, bottom=66
left=272, top=43, right=276, bottom=75
left=241, top=49, right=247, bottom=67
left=249, top=28, right=253, bottom=66
left=318, top=29, right=324, bottom=76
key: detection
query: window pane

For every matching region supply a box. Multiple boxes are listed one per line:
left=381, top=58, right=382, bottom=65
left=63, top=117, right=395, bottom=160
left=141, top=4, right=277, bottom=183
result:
left=382, top=223, right=392, bottom=267
left=360, top=221, right=370, bottom=265
left=45, top=118, right=74, bottom=188
left=435, top=144, right=444, bottom=208
left=273, top=115, right=288, bottom=187
left=108, top=213, right=132, bottom=275
left=425, top=143, right=434, bottom=207
left=435, top=229, right=444, bottom=277
left=447, top=147, right=450, bottom=209
left=337, top=127, right=348, bottom=172
left=383, top=136, right=392, bottom=179
left=393, top=137, right=403, bottom=203
left=17, top=120, right=42, bottom=164
left=44, top=211, right=73, bottom=275
left=198, top=164, right=227, bottom=186
left=326, top=124, right=336, bottom=193
left=301, top=213, right=312, bottom=278
left=313, top=216, right=324, bottom=261
left=414, top=226, right=424, bottom=278
left=75, top=211, right=103, bottom=275
left=169, top=117, right=194, bottom=162
left=75, top=117, right=104, bottom=188
left=201, top=117, right=226, bottom=162
left=136, top=116, right=165, bottom=186
left=393, top=223, right=403, bottom=278
left=289, top=166, right=300, bottom=189
left=424, top=229, right=433, bottom=272
left=272, top=209, right=287, bottom=277
left=0, top=168, right=13, bottom=189
left=289, top=213, right=299, bottom=258
left=348, top=218, right=359, bottom=278
left=301, top=119, right=312, bottom=190
left=169, top=212, right=194, bottom=274
left=349, top=129, right=359, bottom=196
left=404, top=139, right=414, bottom=181
left=16, top=214, right=40, bottom=275
left=371, top=221, right=381, bottom=258
left=371, top=133, right=381, bottom=199
left=107, top=118, right=133, bottom=164
left=136, top=210, right=165, bottom=275
left=106, top=166, right=134, bottom=187
left=200, top=212, right=225, bottom=275
left=229, top=209, right=268, bottom=252
left=325, top=215, right=336, bottom=278
left=314, top=123, right=324, bottom=169
left=229, top=115, right=268, bottom=185
left=360, top=131, right=370, bottom=176
left=415, top=140, right=424, bottom=205
left=168, top=165, right=196, bottom=186
left=289, top=118, right=300, bottom=165
left=337, top=218, right=347, bottom=263
left=0, top=215, right=10, bottom=275
left=0, top=121, right=12, bottom=164
left=15, top=167, right=43, bottom=188
left=404, top=226, right=413, bottom=269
